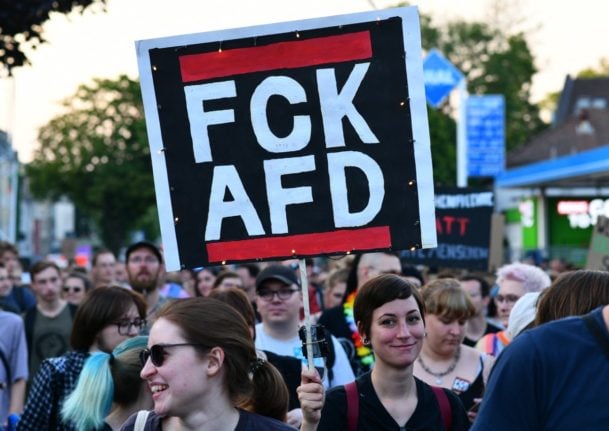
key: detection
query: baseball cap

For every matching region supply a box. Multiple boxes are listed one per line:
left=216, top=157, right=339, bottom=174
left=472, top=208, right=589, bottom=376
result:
left=125, top=241, right=163, bottom=264
left=256, top=264, right=299, bottom=290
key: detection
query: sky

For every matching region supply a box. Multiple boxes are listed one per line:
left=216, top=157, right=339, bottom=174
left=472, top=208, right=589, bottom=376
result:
left=1, top=0, right=607, bottom=163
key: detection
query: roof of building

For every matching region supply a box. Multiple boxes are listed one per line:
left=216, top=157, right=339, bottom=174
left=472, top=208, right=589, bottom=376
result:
left=554, top=75, right=609, bottom=125
left=499, top=76, right=609, bottom=188
left=507, top=108, right=609, bottom=168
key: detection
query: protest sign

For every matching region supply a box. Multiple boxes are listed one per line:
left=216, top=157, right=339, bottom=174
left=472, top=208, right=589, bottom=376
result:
left=136, top=7, right=435, bottom=270
left=401, top=187, right=494, bottom=270
left=586, top=215, right=609, bottom=271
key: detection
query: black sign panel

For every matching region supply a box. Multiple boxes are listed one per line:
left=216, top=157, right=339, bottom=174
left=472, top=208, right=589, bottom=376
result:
left=136, top=8, right=435, bottom=270
left=401, top=187, right=494, bottom=270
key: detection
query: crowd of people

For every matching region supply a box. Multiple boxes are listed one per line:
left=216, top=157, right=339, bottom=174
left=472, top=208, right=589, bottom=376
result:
left=1, top=238, right=609, bottom=430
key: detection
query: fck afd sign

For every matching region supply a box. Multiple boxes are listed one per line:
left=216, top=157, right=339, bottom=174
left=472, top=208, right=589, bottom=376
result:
left=136, top=7, right=436, bottom=271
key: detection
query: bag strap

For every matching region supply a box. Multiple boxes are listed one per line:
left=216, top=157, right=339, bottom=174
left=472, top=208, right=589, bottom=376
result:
left=583, top=311, right=609, bottom=359
left=431, top=386, right=453, bottom=431
left=0, top=348, right=10, bottom=384
left=345, top=381, right=359, bottom=431
left=134, top=410, right=150, bottom=431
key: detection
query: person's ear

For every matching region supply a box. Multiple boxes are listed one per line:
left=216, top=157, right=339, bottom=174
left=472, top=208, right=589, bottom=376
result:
left=206, top=346, right=225, bottom=377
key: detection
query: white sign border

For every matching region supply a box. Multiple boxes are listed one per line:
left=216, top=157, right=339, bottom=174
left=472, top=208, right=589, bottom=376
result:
left=136, top=6, right=436, bottom=270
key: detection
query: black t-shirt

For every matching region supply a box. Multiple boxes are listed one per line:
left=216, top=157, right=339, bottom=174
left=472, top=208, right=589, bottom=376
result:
left=318, top=372, right=470, bottom=431
left=264, top=350, right=302, bottom=410
left=120, top=409, right=294, bottom=430
left=463, top=321, right=502, bottom=347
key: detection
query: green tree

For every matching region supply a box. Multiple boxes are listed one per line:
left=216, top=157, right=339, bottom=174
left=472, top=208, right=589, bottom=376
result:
left=423, top=18, right=545, bottom=153
left=26, top=75, right=156, bottom=253
left=415, top=10, right=547, bottom=185
left=0, top=0, right=106, bottom=74
left=577, top=58, right=609, bottom=78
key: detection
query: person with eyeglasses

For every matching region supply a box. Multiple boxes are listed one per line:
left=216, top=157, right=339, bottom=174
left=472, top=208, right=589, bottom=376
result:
left=61, top=272, right=92, bottom=306
left=120, top=297, right=294, bottom=430
left=18, top=286, right=146, bottom=431
left=254, top=265, right=354, bottom=395
left=476, top=262, right=551, bottom=358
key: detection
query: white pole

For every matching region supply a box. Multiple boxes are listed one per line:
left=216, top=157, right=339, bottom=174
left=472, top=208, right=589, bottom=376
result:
left=298, top=259, right=315, bottom=370
left=457, top=78, right=468, bottom=187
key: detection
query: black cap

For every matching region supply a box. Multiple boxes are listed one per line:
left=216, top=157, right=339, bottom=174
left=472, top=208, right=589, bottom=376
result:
left=125, top=241, right=163, bottom=264
left=256, top=264, right=299, bottom=290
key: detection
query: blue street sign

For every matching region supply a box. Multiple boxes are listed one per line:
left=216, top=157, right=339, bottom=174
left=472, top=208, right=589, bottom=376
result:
left=423, top=49, right=464, bottom=108
left=466, top=95, right=505, bottom=177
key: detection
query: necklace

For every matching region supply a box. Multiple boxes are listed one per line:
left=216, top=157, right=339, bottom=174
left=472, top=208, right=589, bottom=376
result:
left=417, top=346, right=461, bottom=385
left=343, top=292, right=375, bottom=368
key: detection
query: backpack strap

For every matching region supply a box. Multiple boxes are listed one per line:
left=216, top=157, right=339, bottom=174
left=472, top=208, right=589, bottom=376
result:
left=0, top=348, right=10, bottom=385
left=24, top=307, right=37, bottom=354
left=134, top=410, right=150, bottom=431
left=583, top=311, right=609, bottom=360
left=344, top=381, right=359, bottom=431
left=431, top=386, right=453, bottom=431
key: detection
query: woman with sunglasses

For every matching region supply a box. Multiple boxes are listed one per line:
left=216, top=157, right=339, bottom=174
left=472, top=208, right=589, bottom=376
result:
left=298, top=274, right=469, bottom=430
left=120, top=297, right=294, bottom=430
left=62, top=336, right=152, bottom=430
left=18, top=286, right=147, bottom=431
left=61, top=272, right=92, bottom=306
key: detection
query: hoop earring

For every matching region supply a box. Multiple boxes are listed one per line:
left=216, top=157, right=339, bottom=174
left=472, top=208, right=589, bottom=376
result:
left=361, top=336, right=370, bottom=346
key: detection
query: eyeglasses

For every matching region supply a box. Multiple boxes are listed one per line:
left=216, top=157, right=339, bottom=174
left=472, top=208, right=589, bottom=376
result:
left=495, top=294, right=521, bottom=304
left=114, top=318, right=147, bottom=335
left=139, top=343, right=206, bottom=367
left=63, top=286, right=82, bottom=293
left=257, top=288, right=299, bottom=301
left=128, top=256, right=159, bottom=265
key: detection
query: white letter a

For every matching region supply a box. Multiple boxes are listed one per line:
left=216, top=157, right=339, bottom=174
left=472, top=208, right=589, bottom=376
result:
left=205, top=166, right=264, bottom=241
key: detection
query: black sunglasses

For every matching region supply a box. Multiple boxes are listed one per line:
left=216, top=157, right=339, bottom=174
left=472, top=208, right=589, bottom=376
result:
left=139, top=343, right=206, bottom=367
left=63, top=286, right=82, bottom=293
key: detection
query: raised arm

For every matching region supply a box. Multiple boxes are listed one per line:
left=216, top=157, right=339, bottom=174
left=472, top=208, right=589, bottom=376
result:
left=297, top=368, right=324, bottom=431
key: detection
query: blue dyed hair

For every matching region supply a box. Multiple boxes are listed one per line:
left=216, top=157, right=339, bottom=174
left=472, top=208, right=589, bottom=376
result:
left=61, top=336, right=148, bottom=430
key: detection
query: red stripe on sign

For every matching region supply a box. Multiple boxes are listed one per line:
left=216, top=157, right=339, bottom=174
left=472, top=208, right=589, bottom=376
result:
left=180, top=31, right=372, bottom=82
left=206, top=226, right=390, bottom=263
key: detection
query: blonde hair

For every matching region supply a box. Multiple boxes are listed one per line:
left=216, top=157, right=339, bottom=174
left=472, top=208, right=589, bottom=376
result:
left=421, top=278, right=475, bottom=321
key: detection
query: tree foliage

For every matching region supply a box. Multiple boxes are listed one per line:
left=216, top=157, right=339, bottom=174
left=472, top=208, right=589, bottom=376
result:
left=577, top=58, right=609, bottom=78
left=26, top=75, right=155, bottom=253
left=0, top=0, right=106, bottom=74
left=422, top=17, right=545, bottom=151
left=417, top=9, right=547, bottom=185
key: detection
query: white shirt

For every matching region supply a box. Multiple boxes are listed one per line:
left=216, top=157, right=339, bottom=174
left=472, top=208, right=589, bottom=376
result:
left=255, top=322, right=355, bottom=389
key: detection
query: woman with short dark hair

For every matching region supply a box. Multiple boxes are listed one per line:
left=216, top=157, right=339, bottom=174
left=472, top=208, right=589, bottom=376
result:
left=298, top=274, right=469, bottom=430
